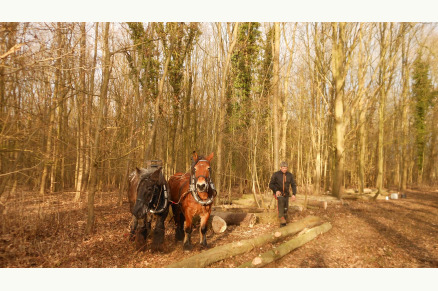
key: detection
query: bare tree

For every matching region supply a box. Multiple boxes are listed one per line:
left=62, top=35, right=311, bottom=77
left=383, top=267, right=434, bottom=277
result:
left=86, top=22, right=111, bottom=235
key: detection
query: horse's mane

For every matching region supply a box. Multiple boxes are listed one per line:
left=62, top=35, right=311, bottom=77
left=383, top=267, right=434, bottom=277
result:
left=135, top=167, right=166, bottom=185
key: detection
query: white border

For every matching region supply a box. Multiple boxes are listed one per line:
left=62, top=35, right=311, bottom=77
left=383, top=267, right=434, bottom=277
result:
left=2, top=0, right=438, bottom=22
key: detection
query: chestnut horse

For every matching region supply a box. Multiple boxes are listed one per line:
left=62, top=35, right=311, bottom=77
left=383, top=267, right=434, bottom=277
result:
left=168, top=152, right=216, bottom=250
left=127, top=164, right=169, bottom=251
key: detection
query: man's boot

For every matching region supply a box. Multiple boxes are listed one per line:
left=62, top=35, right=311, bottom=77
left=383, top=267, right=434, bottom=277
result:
left=279, top=216, right=287, bottom=227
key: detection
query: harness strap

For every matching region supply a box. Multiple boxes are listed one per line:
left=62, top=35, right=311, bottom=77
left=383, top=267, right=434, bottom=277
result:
left=169, top=179, right=190, bottom=205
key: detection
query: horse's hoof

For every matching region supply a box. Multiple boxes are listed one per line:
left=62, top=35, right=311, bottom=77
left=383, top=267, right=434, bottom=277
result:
left=200, top=243, right=208, bottom=249
left=183, top=243, right=193, bottom=251
left=135, top=235, right=147, bottom=251
left=151, top=244, right=164, bottom=253
left=175, top=230, right=184, bottom=241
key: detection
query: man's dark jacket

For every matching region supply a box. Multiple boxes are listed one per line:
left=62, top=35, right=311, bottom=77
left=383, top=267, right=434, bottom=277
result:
left=269, top=170, right=297, bottom=197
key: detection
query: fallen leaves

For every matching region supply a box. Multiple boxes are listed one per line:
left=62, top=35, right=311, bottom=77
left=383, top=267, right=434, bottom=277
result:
left=1, top=189, right=437, bottom=267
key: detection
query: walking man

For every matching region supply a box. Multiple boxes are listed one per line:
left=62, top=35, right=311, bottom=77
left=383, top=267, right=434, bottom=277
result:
left=269, top=161, right=297, bottom=227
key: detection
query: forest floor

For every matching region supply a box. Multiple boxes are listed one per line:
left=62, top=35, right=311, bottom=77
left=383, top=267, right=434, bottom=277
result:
left=1, top=187, right=437, bottom=268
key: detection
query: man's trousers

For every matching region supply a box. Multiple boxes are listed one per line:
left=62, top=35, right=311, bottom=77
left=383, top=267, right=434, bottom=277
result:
left=277, top=196, right=289, bottom=219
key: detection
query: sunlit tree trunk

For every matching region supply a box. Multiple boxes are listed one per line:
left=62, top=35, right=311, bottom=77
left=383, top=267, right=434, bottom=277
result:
left=400, top=24, right=410, bottom=192
left=331, top=22, right=346, bottom=198
left=216, top=22, right=239, bottom=200
left=74, top=22, right=86, bottom=202
left=272, top=22, right=280, bottom=170
left=144, top=53, right=170, bottom=160
left=86, top=22, right=111, bottom=235
left=83, top=23, right=99, bottom=193
left=40, top=23, right=62, bottom=195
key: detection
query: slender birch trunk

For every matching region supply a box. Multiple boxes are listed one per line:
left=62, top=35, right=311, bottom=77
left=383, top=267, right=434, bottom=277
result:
left=86, top=22, right=111, bottom=235
left=74, top=22, right=86, bottom=202
left=272, top=22, right=280, bottom=170
left=216, top=22, right=239, bottom=200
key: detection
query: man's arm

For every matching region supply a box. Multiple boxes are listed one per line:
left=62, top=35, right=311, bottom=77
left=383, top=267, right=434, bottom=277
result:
left=290, top=173, right=297, bottom=195
left=269, top=173, right=278, bottom=194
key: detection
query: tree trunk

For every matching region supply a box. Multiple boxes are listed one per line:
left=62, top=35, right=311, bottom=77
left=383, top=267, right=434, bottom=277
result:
left=376, top=23, right=389, bottom=197
left=144, top=53, right=171, bottom=160
left=40, top=23, right=63, bottom=195
left=331, top=22, right=346, bottom=198
left=86, top=22, right=111, bottom=235
left=216, top=22, right=239, bottom=200
left=74, top=22, right=86, bottom=202
left=83, top=22, right=99, bottom=193
left=239, top=222, right=332, bottom=267
left=165, top=215, right=322, bottom=268
left=272, top=22, right=280, bottom=170
left=400, top=26, right=410, bottom=191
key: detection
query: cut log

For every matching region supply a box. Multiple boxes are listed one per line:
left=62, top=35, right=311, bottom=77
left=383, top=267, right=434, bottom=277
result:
left=341, top=194, right=373, bottom=201
left=211, top=215, right=227, bottom=233
left=165, top=215, right=323, bottom=268
left=238, top=222, right=332, bottom=268
left=212, top=205, right=265, bottom=213
left=211, top=211, right=257, bottom=228
left=305, top=200, right=328, bottom=209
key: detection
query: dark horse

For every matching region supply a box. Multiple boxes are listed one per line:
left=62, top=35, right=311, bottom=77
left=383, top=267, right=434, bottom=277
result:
left=127, top=162, right=169, bottom=252
left=168, top=151, right=216, bottom=250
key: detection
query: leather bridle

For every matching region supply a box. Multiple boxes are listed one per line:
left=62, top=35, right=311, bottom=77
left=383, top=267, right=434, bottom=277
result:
left=189, top=159, right=215, bottom=206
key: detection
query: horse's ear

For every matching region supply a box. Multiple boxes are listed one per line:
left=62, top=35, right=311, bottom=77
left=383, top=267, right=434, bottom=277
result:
left=135, top=167, right=142, bottom=175
left=205, top=152, right=214, bottom=162
left=151, top=166, right=162, bottom=181
left=192, top=151, right=198, bottom=162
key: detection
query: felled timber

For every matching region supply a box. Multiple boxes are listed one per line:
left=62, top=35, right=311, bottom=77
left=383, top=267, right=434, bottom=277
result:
left=165, top=215, right=323, bottom=268
left=212, top=205, right=265, bottom=213
left=238, top=222, right=332, bottom=268
left=211, top=211, right=257, bottom=228
left=305, top=200, right=328, bottom=209
left=211, top=215, right=227, bottom=233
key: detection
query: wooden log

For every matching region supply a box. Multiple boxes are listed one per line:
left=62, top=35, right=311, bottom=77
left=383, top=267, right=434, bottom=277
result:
left=341, top=194, right=373, bottom=201
left=212, top=205, right=265, bottom=213
left=165, top=215, right=323, bottom=268
left=209, top=211, right=258, bottom=233
left=211, top=215, right=227, bottom=233
left=306, top=200, right=328, bottom=209
left=211, top=211, right=257, bottom=227
left=238, top=222, right=332, bottom=268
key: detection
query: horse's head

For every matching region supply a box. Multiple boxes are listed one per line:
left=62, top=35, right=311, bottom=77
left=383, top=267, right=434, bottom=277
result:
left=132, top=166, right=162, bottom=219
left=191, top=151, right=214, bottom=193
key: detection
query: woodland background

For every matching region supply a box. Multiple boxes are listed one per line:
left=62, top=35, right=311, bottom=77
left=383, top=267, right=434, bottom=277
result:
left=1, top=22, right=438, bottom=233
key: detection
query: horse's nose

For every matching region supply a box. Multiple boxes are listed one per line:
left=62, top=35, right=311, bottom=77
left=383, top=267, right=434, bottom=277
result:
left=197, top=181, right=206, bottom=192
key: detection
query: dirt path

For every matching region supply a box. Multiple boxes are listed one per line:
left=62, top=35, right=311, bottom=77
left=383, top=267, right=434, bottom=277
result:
left=1, top=189, right=437, bottom=267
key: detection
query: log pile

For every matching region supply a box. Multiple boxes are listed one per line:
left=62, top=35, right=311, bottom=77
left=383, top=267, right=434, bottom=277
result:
left=239, top=222, right=332, bottom=267
left=165, top=215, right=324, bottom=268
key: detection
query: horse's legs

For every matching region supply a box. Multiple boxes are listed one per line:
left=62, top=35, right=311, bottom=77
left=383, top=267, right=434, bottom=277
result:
left=151, top=208, right=168, bottom=252
left=183, top=217, right=193, bottom=251
left=172, top=204, right=185, bottom=241
left=129, top=215, right=138, bottom=241
left=199, top=214, right=209, bottom=248
left=135, top=217, right=148, bottom=250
